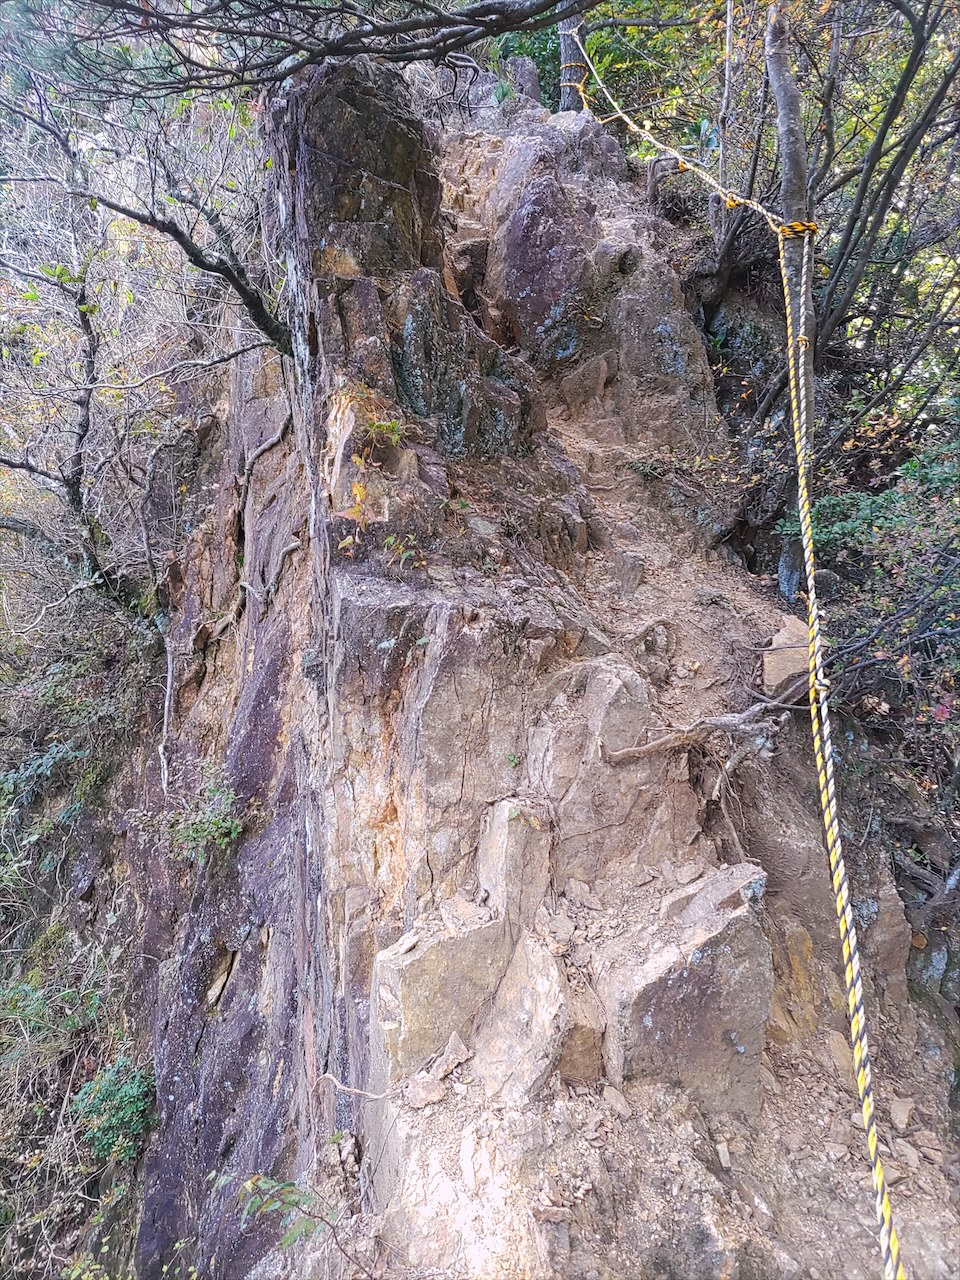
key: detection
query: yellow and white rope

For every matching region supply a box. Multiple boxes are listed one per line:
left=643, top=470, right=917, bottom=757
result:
left=572, top=31, right=907, bottom=1280
left=779, top=226, right=906, bottom=1280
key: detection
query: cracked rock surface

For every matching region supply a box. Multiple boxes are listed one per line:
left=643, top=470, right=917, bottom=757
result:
left=88, top=62, right=958, bottom=1280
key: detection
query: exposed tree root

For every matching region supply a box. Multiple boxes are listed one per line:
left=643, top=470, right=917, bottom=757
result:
left=600, top=702, right=789, bottom=765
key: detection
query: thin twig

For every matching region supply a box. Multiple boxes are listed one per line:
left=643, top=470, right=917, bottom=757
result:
left=318, top=1072, right=390, bottom=1101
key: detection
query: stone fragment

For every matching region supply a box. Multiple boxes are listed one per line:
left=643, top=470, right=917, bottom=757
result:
left=898, top=1140, right=920, bottom=1171
left=439, top=891, right=489, bottom=934
left=466, top=514, right=500, bottom=538
left=477, top=798, right=551, bottom=932
left=558, top=986, right=605, bottom=1085
left=716, top=1140, right=732, bottom=1170
left=472, top=936, right=570, bottom=1104
left=762, top=614, right=809, bottom=698
left=865, top=874, right=914, bottom=1015
left=597, top=862, right=772, bottom=1118
left=405, top=1073, right=446, bottom=1109
left=560, top=351, right=616, bottom=412
left=767, top=916, right=820, bottom=1045
left=736, top=1175, right=773, bottom=1226
left=533, top=1205, right=573, bottom=1223
left=547, top=910, right=576, bottom=946
left=450, top=236, right=489, bottom=303
left=814, top=568, right=841, bottom=598
left=676, top=860, right=705, bottom=887
left=434, top=1032, right=472, bottom=1079
left=602, top=1085, right=632, bottom=1118
left=821, top=1028, right=857, bottom=1092
left=507, top=55, right=541, bottom=102
left=890, top=1096, right=915, bottom=1132
left=372, top=921, right=512, bottom=1080
left=660, top=881, right=704, bottom=918
left=565, top=878, right=600, bottom=909
left=617, top=550, right=646, bottom=594
left=771, top=1245, right=803, bottom=1278
left=782, top=1129, right=804, bottom=1154
left=674, top=862, right=766, bottom=926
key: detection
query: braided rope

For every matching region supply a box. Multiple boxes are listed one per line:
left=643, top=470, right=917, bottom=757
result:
left=572, top=31, right=908, bottom=1280
left=780, top=230, right=906, bottom=1280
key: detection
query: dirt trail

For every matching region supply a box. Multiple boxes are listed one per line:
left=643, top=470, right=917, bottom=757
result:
left=548, top=394, right=959, bottom=1280
left=420, top=86, right=960, bottom=1279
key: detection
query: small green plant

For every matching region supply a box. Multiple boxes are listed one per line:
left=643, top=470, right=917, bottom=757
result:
left=366, top=417, right=403, bottom=448
left=0, top=973, right=103, bottom=1048
left=241, top=1175, right=323, bottom=1247
left=62, top=1248, right=198, bottom=1280
left=0, top=741, right=88, bottom=818
left=506, top=752, right=520, bottom=768
left=493, top=79, right=515, bottom=104
left=71, top=1058, right=155, bottom=1164
left=169, top=769, right=243, bottom=865
left=630, top=457, right=669, bottom=481
left=383, top=532, right=426, bottom=571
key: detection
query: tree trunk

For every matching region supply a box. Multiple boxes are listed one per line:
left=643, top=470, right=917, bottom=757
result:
left=559, top=16, right=588, bottom=111
left=765, top=3, right=814, bottom=599
left=765, top=4, right=813, bottom=323
left=718, top=0, right=736, bottom=192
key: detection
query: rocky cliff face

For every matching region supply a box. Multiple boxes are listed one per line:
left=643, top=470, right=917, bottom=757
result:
left=90, top=63, right=957, bottom=1280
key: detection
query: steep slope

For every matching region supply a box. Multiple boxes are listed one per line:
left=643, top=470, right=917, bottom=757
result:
left=64, top=63, right=957, bottom=1280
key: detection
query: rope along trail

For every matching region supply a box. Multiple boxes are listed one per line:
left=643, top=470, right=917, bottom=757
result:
left=569, top=33, right=907, bottom=1280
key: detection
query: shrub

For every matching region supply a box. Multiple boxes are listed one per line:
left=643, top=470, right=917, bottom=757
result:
left=0, top=603, right=149, bottom=844
left=62, top=1254, right=199, bottom=1280
left=0, top=914, right=133, bottom=1272
left=169, top=770, right=243, bottom=865
left=0, top=921, right=108, bottom=1070
left=776, top=433, right=960, bottom=821
left=70, top=1059, right=155, bottom=1165
left=774, top=438, right=960, bottom=560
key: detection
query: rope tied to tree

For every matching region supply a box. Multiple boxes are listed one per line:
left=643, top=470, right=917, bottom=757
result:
left=781, top=219, right=820, bottom=237
left=571, top=30, right=907, bottom=1280
left=559, top=59, right=589, bottom=92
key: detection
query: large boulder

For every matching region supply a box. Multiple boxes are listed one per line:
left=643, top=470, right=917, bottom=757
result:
left=386, top=267, right=545, bottom=455
left=471, top=936, right=570, bottom=1104
left=444, top=103, right=720, bottom=442
left=596, top=863, right=773, bottom=1118
left=372, top=921, right=513, bottom=1081
left=275, top=57, right=443, bottom=280
left=762, top=613, right=809, bottom=697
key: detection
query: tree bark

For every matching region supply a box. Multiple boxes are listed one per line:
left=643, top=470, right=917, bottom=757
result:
left=718, top=0, right=736, bottom=192
left=559, top=15, right=588, bottom=111
left=765, top=5, right=814, bottom=377
left=765, top=4, right=814, bottom=599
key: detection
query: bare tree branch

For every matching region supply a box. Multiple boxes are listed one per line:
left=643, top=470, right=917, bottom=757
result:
left=0, top=516, right=66, bottom=554
left=71, top=188, right=292, bottom=355
left=9, top=0, right=601, bottom=97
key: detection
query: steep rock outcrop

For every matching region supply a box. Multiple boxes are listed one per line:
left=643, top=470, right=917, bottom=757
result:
left=273, top=60, right=543, bottom=457
left=88, top=65, right=959, bottom=1280
left=443, top=104, right=719, bottom=454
